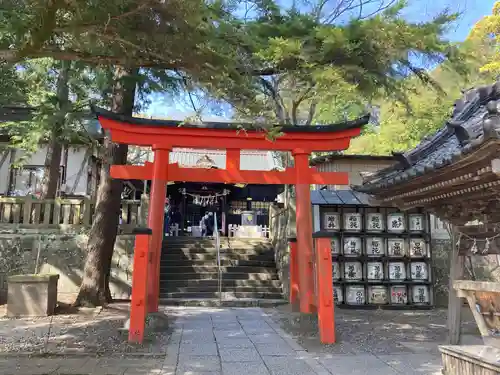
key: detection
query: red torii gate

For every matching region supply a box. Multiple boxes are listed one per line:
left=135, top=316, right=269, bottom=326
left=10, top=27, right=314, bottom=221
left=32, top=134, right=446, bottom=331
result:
left=94, top=108, right=369, bottom=344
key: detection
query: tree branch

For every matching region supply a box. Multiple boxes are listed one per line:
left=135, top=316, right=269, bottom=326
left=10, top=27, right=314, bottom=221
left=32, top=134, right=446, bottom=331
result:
left=291, top=85, right=314, bottom=125
left=260, top=77, right=288, bottom=124
left=0, top=48, right=181, bottom=69
left=53, top=0, right=156, bottom=34
left=321, top=0, right=398, bottom=23
left=305, top=100, right=318, bottom=126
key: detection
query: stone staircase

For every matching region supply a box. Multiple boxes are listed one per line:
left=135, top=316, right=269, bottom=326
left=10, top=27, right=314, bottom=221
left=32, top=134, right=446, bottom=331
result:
left=159, top=237, right=285, bottom=306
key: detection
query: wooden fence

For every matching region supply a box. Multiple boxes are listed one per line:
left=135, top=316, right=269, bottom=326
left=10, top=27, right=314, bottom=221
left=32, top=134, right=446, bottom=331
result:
left=0, top=196, right=148, bottom=230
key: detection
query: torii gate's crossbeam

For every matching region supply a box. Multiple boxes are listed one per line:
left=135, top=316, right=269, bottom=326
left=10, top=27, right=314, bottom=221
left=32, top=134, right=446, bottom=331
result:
left=93, top=107, right=369, bottom=345
left=111, top=162, right=349, bottom=185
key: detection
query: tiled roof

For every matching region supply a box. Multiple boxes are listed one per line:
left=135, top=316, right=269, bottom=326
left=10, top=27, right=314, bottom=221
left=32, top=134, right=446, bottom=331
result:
left=311, top=189, right=375, bottom=206
left=356, top=81, right=500, bottom=193
left=170, top=148, right=283, bottom=171
left=310, top=153, right=394, bottom=166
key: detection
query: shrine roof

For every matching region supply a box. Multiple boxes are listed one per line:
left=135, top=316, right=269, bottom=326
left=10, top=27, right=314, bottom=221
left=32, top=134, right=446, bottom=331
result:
left=356, top=81, right=500, bottom=193
left=311, top=189, right=375, bottom=206
left=169, top=148, right=282, bottom=171
left=93, top=107, right=370, bottom=133
left=310, top=153, right=394, bottom=166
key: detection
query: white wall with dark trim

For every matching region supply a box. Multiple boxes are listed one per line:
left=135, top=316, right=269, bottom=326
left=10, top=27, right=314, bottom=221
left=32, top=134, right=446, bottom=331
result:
left=0, top=144, right=90, bottom=196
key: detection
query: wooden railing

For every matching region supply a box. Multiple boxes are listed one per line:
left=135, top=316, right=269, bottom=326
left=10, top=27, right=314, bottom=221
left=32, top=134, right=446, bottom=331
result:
left=439, top=280, right=500, bottom=375
left=0, top=196, right=148, bottom=230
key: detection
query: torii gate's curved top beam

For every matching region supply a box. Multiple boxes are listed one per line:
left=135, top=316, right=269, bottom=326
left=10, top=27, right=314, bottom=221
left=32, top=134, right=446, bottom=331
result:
left=93, top=107, right=369, bottom=152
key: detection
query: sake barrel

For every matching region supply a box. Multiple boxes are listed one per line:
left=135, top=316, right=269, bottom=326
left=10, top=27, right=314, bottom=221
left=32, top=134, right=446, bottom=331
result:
left=411, top=285, right=430, bottom=305
left=388, top=262, right=406, bottom=281
left=344, top=261, right=363, bottom=281
left=333, top=286, right=343, bottom=304
left=410, top=262, right=429, bottom=281
left=332, top=262, right=341, bottom=280
left=346, top=285, right=365, bottom=305
left=390, top=286, right=408, bottom=304
left=366, top=213, right=384, bottom=232
left=344, top=212, right=362, bottom=232
left=330, top=238, right=341, bottom=255
left=368, top=285, right=388, bottom=304
left=365, top=237, right=385, bottom=257
left=409, top=214, right=425, bottom=232
left=387, top=212, right=405, bottom=233
left=367, top=262, right=384, bottom=281
left=409, top=239, right=427, bottom=258
left=387, top=238, right=406, bottom=257
left=323, top=212, right=340, bottom=231
left=343, top=237, right=362, bottom=257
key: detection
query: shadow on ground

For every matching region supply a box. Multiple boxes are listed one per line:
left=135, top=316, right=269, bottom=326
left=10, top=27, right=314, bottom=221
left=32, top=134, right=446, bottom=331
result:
left=0, top=302, right=172, bottom=357
left=264, top=304, right=481, bottom=355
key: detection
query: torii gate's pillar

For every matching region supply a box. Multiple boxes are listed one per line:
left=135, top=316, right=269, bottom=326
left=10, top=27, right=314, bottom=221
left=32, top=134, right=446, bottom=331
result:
left=293, top=150, right=315, bottom=314
left=147, top=147, right=170, bottom=312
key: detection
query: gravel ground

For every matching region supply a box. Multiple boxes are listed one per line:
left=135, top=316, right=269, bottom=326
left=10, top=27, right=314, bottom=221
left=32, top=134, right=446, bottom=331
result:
left=0, top=303, right=171, bottom=357
left=264, top=305, right=481, bottom=355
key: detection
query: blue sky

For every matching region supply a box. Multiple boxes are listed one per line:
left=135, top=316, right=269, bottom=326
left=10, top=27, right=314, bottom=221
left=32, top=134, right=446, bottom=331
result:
left=146, top=0, right=496, bottom=119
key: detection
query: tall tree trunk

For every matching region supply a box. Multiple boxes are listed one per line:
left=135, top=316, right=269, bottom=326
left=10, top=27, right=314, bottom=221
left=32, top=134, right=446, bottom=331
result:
left=42, top=139, right=63, bottom=198
left=42, top=60, right=70, bottom=199
left=73, top=66, right=137, bottom=307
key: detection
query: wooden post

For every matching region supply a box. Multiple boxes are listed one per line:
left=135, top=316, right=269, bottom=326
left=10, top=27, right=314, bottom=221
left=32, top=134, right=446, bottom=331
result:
left=23, top=195, right=33, bottom=225
left=180, top=192, right=186, bottom=235
left=293, top=150, right=315, bottom=314
left=314, top=236, right=335, bottom=344
left=82, top=197, right=92, bottom=226
left=147, top=147, right=169, bottom=313
left=312, top=205, right=320, bottom=232
left=221, top=195, right=227, bottom=236
left=289, top=237, right=300, bottom=311
left=448, top=225, right=464, bottom=345
left=139, top=194, right=149, bottom=226
left=128, top=228, right=152, bottom=343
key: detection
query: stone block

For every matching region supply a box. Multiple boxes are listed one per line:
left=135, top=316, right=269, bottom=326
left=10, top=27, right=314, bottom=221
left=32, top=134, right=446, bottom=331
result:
left=7, top=273, right=59, bottom=317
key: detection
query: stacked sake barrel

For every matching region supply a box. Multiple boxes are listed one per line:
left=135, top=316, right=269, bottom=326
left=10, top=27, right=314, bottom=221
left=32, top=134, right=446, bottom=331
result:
left=321, top=208, right=432, bottom=309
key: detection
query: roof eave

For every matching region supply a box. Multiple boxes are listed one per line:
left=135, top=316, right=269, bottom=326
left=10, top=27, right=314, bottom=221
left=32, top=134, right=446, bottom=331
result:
left=92, top=106, right=370, bottom=134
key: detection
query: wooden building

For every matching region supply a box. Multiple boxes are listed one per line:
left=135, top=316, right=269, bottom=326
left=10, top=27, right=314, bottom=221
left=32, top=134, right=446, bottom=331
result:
left=356, top=81, right=500, bottom=353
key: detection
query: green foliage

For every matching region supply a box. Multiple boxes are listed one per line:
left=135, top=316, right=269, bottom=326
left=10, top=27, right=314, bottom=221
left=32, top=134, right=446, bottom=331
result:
left=0, top=63, right=26, bottom=105
left=0, top=59, right=103, bottom=166
left=238, top=0, right=467, bottom=104
left=1, top=1, right=469, bottom=117
left=0, top=0, right=481, bottom=155
left=468, top=1, right=500, bottom=75
left=346, top=43, right=497, bottom=155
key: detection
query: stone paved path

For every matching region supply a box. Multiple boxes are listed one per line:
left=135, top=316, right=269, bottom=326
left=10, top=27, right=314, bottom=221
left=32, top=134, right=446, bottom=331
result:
left=0, top=306, right=445, bottom=374
left=162, top=306, right=444, bottom=375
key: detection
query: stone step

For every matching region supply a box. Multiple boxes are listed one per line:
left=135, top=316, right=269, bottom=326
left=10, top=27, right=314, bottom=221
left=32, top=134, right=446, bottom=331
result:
left=159, top=265, right=278, bottom=274
left=161, top=279, right=282, bottom=288
left=160, top=259, right=276, bottom=267
left=163, top=247, right=274, bottom=255
left=159, top=291, right=284, bottom=299
left=160, top=272, right=279, bottom=281
left=160, top=285, right=283, bottom=294
left=159, top=298, right=287, bottom=308
left=163, top=239, right=272, bottom=246
left=161, top=252, right=274, bottom=261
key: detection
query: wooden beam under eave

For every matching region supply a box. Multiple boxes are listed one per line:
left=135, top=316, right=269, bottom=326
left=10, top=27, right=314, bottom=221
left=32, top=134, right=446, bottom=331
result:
left=110, top=163, right=350, bottom=185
